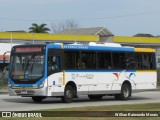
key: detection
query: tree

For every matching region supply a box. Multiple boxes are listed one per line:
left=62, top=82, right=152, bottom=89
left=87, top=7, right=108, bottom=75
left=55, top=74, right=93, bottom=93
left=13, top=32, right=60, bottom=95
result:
left=51, top=20, right=79, bottom=33
left=133, top=33, right=155, bottom=37
left=29, top=23, right=51, bottom=33
left=0, top=67, right=8, bottom=88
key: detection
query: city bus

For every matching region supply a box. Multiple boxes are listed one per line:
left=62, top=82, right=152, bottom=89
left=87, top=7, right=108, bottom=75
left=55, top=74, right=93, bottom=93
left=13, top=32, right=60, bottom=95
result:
left=8, top=42, right=157, bottom=103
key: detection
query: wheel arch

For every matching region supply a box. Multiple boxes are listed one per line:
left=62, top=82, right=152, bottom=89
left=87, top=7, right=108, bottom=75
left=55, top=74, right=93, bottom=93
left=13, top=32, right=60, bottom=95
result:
left=122, top=80, right=132, bottom=88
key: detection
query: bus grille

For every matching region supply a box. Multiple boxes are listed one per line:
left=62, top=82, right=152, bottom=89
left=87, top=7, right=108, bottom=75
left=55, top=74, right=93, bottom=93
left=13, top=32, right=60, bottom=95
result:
left=15, top=90, right=35, bottom=95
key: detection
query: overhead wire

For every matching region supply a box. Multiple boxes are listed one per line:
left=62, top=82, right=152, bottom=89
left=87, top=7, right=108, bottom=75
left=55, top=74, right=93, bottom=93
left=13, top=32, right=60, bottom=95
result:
left=0, top=9, right=160, bottom=22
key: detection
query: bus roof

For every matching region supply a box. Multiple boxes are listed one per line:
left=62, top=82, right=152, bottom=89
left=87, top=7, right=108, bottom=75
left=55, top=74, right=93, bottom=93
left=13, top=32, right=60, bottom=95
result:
left=11, top=42, right=155, bottom=53
left=46, top=42, right=155, bottom=53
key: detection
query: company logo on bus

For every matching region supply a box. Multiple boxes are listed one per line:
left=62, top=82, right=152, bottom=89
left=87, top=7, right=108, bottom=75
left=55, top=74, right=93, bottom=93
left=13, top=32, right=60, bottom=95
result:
left=113, top=70, right=136, bottom=81
left=76, top=74, right=94, bottom=79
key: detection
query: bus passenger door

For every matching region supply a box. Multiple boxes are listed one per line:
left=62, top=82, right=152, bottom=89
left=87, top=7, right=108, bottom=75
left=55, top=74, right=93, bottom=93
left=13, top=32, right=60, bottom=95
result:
left=47, top=49, right=64, bottom=96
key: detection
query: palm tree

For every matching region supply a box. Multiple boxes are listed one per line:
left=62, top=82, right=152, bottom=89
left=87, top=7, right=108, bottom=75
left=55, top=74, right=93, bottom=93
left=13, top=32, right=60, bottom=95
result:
left=29, top=23, right=51, bottom=33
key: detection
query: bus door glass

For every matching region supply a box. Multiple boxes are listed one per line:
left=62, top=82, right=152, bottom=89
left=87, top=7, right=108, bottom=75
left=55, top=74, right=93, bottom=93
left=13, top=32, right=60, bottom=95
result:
left=47, top=49, right=63, bottom=94
left=47, top=49, right=63, bottom=76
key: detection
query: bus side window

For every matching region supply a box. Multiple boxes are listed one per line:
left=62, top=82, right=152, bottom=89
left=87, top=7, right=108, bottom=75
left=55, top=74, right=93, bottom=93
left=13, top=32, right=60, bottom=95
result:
left=149, top=54, right=156, bottom=69
left=142, top=54, right=150, bottom=69
left=112, top=52, right=125, bottom=69
left=126, top=58, right=137, bottom=69
left=97, top=52, right=111, bottom=69
left=78, top=59, right=86, bottom=69
left=81, top=53, right=87, bottom=69
left=48, top=56, right=60, bottom=71
left=64, top=51, right=80, bottom=69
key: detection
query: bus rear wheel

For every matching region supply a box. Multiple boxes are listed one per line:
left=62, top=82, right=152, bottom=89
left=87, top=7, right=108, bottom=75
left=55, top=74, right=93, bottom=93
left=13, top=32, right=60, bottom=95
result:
left=32, top=96, right=46, bottom=102
left=61, top=85, right=74, bottom=103
left=88, top=95, right=103, bottom=100
left=114, top=84, right=131, bottom=100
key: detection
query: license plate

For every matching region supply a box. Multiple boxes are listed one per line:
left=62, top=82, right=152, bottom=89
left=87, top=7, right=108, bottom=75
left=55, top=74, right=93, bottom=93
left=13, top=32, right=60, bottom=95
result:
left=21, top=90, right=27, bottom=94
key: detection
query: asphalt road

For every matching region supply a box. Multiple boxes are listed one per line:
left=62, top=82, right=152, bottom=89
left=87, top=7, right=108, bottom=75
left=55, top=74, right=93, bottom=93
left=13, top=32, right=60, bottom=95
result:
left=0, top=91, right=160, bottom=111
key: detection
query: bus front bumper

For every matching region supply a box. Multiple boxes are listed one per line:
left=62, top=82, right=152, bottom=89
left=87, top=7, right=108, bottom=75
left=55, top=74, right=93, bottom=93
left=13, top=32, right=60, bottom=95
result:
left=8, top=87, right=48, bottom=97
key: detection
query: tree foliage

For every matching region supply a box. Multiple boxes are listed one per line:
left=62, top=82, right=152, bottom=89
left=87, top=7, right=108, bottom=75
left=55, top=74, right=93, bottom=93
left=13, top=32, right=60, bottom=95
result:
left=0, top=67, right=8, bottom=89
left=29, top=23, right=51, bottom=33
left=133, top=33, right=155, bottom=37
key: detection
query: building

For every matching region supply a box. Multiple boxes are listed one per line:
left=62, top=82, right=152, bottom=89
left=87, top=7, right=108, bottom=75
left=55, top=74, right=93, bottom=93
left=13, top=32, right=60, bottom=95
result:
left=60, top=27, right=160, bottom=68
left=0, top=28, right=160, bottom=67
left=60, top=27, right=114, bottom=42
left=0, top=32, right=98, bottom=43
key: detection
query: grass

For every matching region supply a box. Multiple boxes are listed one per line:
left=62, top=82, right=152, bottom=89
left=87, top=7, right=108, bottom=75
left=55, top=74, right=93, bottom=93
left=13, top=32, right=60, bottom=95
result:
left=157, top=68, right=160, bottom=86
left=1, top=69, right=160, bottom=119
left=43, top=103, right=160, bottom=111
left=1, top=118, right=160, bottom=120
left=2, top=103, right=160, bottom=120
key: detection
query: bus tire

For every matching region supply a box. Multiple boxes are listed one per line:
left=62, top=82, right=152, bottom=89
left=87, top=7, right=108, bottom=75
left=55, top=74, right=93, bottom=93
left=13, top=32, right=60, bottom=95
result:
left=32, top=96, right=46, bottom=102
left=114, top=84, right=131, bottom=100
left=88, top=95, right=103, bottom=100
left=61, top=85, right=74, bottom=103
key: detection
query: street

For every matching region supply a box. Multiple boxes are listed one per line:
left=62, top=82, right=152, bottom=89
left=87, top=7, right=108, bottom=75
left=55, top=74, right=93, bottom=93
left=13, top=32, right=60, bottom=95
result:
left=0, top=91, right=160, bottom=111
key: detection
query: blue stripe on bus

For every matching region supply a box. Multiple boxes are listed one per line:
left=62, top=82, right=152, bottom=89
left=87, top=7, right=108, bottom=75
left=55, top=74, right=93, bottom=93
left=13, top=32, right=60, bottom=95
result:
left=46, top=44, right=62, bottom=49
left=64, top=45, right=134, bottom=52
left=46, top=44, right=135, bottom=52
left=8, top=77, right=34, bottom=87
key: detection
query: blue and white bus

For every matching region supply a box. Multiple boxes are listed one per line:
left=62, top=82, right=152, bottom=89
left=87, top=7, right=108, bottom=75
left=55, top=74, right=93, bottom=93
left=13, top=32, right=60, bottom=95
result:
left=8, top=42, right=157, bottom=103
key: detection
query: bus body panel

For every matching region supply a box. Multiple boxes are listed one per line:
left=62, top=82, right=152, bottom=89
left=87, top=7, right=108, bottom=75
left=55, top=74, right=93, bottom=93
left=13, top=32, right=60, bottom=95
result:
left=134, top=71, right=157, bottom=90
left=8, top=43, right=157, bottom=101
left=8, top=86, right=48, bottom=96
left=47, top=72, right=64, bottom=96
left=8, top=70, right=157, bottom=97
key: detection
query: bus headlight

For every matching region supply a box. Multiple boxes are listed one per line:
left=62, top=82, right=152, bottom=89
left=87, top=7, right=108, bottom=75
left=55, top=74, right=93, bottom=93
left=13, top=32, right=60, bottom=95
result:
left=39, top=81, right=45, bottom=88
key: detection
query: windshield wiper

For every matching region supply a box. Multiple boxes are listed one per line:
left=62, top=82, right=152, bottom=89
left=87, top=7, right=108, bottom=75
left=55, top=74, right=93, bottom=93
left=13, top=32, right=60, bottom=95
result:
left=23, top=57, right=29, bottom=72
left=31, top=59, right=35, bottom=74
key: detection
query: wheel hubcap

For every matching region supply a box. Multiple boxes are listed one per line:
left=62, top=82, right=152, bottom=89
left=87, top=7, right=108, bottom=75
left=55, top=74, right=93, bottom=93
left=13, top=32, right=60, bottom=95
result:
left=66, top=90, right=72, bottom=98
left=124, top=87, right=129, bottom=98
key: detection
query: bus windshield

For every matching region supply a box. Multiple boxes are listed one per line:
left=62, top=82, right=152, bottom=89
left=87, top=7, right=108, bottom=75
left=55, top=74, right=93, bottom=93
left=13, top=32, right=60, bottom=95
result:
left=9, top=53, right=45, bottom=81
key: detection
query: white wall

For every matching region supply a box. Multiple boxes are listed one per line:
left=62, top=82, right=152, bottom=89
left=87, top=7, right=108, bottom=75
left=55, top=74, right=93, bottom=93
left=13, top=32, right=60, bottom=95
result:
left=0, top=43, right=20, bottom=55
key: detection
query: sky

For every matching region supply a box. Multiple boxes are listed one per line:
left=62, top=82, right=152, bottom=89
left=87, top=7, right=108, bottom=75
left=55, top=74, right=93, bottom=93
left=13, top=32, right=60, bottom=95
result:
left=0, top=0, right=160, bottom=36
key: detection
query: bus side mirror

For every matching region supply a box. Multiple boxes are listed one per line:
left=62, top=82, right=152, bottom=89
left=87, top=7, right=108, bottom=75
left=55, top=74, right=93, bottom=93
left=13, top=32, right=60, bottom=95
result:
left=3, top=51, right=11, bottom=64
left=3, top=56, right=6, bottom=64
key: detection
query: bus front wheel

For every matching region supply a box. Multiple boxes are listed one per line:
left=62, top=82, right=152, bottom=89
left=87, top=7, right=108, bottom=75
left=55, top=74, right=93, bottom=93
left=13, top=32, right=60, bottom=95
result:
left=114, top=84, right=131, bottom=100
left=61, top=85, right=74, bottom=103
